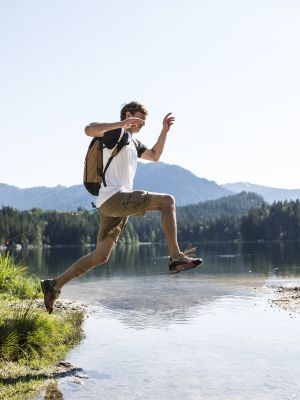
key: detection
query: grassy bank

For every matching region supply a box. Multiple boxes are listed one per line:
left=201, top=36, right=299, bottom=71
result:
left=0, top=253, right=84, bottom=400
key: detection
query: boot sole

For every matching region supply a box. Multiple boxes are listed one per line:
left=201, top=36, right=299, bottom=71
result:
left=169, top=259, right=203, bottom=274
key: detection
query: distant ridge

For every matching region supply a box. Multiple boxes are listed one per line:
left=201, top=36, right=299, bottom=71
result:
left=2, top=164, right=300, bottom=212
left=134, top=162, right=231, bottom=205
left=0, top=162, right=232, bottom=211
left=223, top=182, right=300, bottom=203
left=177, top=191, right=265, bottom=220
left=0, top=183, right=89, bottom=211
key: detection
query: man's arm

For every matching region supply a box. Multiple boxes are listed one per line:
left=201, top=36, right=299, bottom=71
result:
left=85, top=117, right=145, bottom=137
left=141, top=113, right=175, bottom=161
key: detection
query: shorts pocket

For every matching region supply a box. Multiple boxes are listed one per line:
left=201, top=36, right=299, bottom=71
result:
left=123, top=191, right=147, bottom=216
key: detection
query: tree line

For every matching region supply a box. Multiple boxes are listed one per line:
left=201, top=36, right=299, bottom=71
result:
left=1, top=193, right=300, bottom=247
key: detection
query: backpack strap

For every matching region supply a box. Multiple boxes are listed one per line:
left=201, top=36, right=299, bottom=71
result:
left=132, top=139, right=138, bottom=152
left=101, top=129, right=127, bottom=187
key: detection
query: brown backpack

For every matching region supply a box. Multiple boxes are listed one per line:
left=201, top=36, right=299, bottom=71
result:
left=83, top=130, right=135, bottom=196
left=83, top=137, right=103, bottom=195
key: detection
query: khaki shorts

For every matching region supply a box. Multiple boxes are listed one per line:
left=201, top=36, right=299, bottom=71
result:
left=97, top=190, right=152, bottom=243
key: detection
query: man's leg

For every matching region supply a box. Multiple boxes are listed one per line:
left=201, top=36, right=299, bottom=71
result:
left=41, top=236, right=116, bottom=313
left=145, top=193, right=180, bottom=259
left=54, top=236, right=116, bottom=290
left=143, top=192, right=202, bottom=273
left=97, top=190, right=202, bottom=273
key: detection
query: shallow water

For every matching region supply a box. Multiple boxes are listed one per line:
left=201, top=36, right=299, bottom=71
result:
left=14, top=242, right=300, bottom=399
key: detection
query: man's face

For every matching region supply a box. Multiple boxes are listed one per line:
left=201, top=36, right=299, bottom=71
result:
left=126, top=111, right=146, bottom=133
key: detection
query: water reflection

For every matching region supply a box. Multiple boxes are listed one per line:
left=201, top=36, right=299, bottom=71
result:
left=87, top=276, right=236, bottom=329
left=43, top=381, right=63, bottom=399
left=11, top=241, right=300, bottom=280
left=24, top=242, right=300, bottom=400
left=61, top=285, right=300, bottom=400
left=11, top=241, right=300, bottom=331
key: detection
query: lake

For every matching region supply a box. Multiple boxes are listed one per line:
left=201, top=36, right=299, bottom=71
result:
left=12, top=241, right=300, bottom=399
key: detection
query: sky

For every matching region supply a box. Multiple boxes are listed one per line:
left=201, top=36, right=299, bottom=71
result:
left=1, top=0, right=300, bottom=189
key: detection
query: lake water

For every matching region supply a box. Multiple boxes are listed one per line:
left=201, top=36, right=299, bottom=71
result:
left=12, top=242, right=300, bottom=399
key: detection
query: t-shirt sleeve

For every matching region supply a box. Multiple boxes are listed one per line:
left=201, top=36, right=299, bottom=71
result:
left=102, top=128, right=122, bottom=149
left=134, top=139, right=147, bottom=158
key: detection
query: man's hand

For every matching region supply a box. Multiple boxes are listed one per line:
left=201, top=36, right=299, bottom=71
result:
left=141, top=112, right=175, bottom=161
left=121, top=117, right=145, bottom=130
left=162, top=113, right=175, bottom=133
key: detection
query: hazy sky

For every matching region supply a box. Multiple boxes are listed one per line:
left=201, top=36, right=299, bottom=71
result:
left=1, top=0, right=300, bottom=189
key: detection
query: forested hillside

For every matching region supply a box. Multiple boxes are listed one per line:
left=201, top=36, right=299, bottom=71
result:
left=129, top=192, right=265, bottom=242
left=177, top=191, right=264, bottom=220
left=1, top=193, right=300, bottom=247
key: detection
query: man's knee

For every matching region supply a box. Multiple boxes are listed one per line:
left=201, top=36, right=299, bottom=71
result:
left=163, top=194, right=175, bottom=209
left=91, top=248, right=111, bottom=266
left=148, top=193, right=175, bottom=211
left=91, top=236, right=115, bottom=266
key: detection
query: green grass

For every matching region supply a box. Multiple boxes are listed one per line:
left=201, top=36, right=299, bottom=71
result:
left=0, top=378, right=51, bottom=400
left=0, top=303, right=83, bottom=364
left=0, top=253, right=41, bottom=300
left=0, top=253, right=85, bottom=399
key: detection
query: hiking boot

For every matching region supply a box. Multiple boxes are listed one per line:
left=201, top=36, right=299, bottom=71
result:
left=169, top=251, right=203, bottom=274
left=41, top=279, right=61, bottom=314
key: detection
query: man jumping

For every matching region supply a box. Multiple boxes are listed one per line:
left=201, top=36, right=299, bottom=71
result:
left=41, top=101, right=203, bottom=313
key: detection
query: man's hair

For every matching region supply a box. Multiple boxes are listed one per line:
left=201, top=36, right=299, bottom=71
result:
left=120, top=101, right=148, bottom=121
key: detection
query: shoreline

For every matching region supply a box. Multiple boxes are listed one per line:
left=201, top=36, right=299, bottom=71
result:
left=0, top=293, right=88, bottom=400
left=3, top=239, right=300, bottom=252
left=268, top=286, right=300, bottom=314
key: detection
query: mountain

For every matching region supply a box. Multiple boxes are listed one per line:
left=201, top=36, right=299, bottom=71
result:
left=223, top=182, right=300, bottom=204
left=0, top=183, right=90, bottom=211
left=2, top=165, right=299, bottom=212
left=0, top=162, right=232, bottom=211
left=134, top=162, right=231, bottom=205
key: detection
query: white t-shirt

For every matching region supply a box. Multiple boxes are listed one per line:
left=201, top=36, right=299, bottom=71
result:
left=95, top=129, right=147, bottom=208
